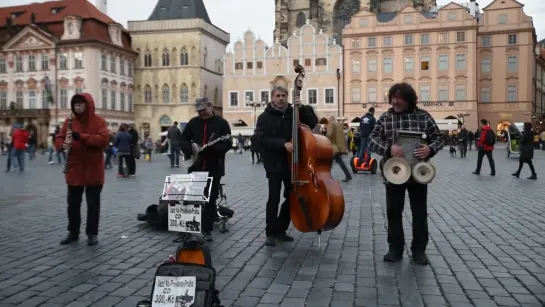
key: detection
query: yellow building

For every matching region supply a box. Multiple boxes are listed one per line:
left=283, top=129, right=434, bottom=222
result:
left=128, top=0, right=229, bottom=139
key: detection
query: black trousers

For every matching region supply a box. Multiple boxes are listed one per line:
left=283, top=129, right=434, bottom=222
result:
left=251, top=151, right=260, bottom=163
left=126, top=154, right=136, bottom=175
left=385, top=183, right=428, bottom=252
left=265, top=172, right=292, bottom=236
left=460, top=142, right=468, bottom=157
left=67, top=185, right=103, bottom=236
left=332, top=153, right=351, bottom=179
left=118, top=155, right=128, bottom=175
left=202, top=175, right=221, bottom=232
left=475, top=148, right=495, bottom=173
left=516, top=159, right=536, bottom=175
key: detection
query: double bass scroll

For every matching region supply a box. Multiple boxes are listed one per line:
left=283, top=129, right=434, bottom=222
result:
left=288, top=64, right=345, bottom=234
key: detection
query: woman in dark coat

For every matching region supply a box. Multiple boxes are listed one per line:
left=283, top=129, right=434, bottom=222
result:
left=512, top=122, right=537, bottom=180
left=114, top=124, right=132, bottom=178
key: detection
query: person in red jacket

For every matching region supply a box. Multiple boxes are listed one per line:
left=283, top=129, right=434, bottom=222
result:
left=473, top=119, right=496, bottom=176
left=11, top=124, right=29, bottom=172
left=55, top=93, right=109, bottom=246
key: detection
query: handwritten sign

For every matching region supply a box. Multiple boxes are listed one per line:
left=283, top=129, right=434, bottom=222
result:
left=168, top=203, right=201, bottom=233
left=153, top=276, right=196, bottom=307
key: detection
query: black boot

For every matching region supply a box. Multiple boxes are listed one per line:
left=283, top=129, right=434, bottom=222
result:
left=383, top=249, right=403, bottom=262
left=87, top=235, right=98, bottom=246
left=202, top=231, right=213, bottom=242
left=412, top=251, right=429, bottom=265
left=276, top=233, right=294, bottom=242
left=511, top=172, right=520, bottom=178
left=528, top=174, right=537, bottom=180
left=60, top=234, right=79, bottom=245
left=265, top=236, right=276, bottom=246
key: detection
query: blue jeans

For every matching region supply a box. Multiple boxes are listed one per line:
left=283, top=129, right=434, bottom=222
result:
left=357, top=137, right=370, bottom=161
left=11, top=148, right=25, bottom=171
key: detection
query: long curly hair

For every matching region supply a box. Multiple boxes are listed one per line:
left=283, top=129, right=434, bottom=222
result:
left=388, top=83, right=418, bottom=111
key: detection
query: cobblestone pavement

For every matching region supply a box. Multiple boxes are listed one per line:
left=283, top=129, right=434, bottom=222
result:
left=0, top=146, right=544, bottom=307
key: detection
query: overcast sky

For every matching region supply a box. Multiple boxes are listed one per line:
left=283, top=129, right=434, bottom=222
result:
left=2, top=0, right=544, bottom=46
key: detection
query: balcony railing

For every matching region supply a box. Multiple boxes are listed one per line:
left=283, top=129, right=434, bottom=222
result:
left=0, top=108, right=50, bottom=119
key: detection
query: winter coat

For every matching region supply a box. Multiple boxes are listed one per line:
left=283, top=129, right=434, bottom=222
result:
left=477, top=125, right=495, bottom=151
left=55, top=93, right=109, bottom=186
left=114, top=131, right=132, bottom=154
left=12, top=128, right=29, bottom=150
left=250, top=134, right=259, bottom=152
left=519, top=129, right=534, bottom=161
left=326, top=122, right=347, bottom=154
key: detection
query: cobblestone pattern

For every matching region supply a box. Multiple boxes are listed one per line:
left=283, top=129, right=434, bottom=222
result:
left=0, top=147, right=543, bottom=307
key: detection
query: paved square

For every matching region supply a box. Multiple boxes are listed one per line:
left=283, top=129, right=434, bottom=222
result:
left=0, top=146, right=544, bottom=307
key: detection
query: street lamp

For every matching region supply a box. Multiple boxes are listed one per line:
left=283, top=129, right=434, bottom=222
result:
left=457, top=112, right=470, bottom=125
left=245, top=96, right=265, bottom=128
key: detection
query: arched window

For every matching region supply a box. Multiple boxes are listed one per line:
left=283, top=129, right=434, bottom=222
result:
left=180, top=48, right=189, bottom=66
left=162, top=48, right=170, bottom=66
left=144, top=50, right=152, bottom=67
left=296, top=12, right=306, bottom=27
left=144, top=85, right=152, bottom=103
left=180, top=84, right=189, bottom=103
left=203, top=47, right=207, bottom=68
left=162, top=85, right=170, bottom=103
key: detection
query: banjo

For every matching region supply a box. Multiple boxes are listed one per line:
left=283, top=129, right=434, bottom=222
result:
left=183, top=134, right=231, bottom=168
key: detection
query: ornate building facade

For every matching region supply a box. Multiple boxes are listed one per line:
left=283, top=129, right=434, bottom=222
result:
left=223, top=21, right=343, bottom=135
left=0, top=0, right=136, bottom=142
left=342, top=0, right=539, bottom=132
left=128, top=0, right=229, bottom=139
left=274, top=0, right=437, bottom=45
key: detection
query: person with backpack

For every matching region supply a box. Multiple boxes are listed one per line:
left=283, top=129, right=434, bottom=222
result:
left=473, top=119, right=496, bottom=176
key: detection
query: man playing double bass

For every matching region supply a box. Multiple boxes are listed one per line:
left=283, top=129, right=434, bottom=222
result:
left=369, top=83, right=443, bottom=265
left=255, top=86, right=318, bottom=247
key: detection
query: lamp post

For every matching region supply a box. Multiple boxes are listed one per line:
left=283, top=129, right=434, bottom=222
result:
left=245, top=97, right=265, bottom=128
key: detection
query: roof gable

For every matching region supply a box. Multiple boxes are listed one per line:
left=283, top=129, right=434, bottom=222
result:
left=3, top=25, right=55, bottom=51
left=399, top=5, right=417, bottom=13
left=482, top=0, right=524, bottom=11
left=148, top=0, right=211, bottom=24
left=439, top=2, right=467, bottom=11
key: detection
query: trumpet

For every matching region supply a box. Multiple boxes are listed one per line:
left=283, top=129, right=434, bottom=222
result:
left=63, top=113, right=73, bottom=174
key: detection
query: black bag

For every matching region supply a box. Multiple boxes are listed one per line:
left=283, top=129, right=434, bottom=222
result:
left=137, top=262, right=223, bottom=307
left=485, top=129, right=496, bottom=146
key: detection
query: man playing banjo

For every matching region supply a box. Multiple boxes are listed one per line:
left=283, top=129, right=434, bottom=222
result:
left=180, top=97, right=232, bottom=241
left=369, top=83, right=443, bottom=265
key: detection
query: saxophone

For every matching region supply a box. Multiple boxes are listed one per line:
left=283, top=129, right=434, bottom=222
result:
left=63, top=113, right=73, bottom=174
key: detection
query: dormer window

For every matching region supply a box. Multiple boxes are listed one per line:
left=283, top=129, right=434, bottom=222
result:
left=11, top=11, right=24, bottom=19
left=51, top=7, right=65, bottom=14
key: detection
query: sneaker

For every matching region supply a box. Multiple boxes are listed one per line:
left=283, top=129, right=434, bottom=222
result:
left=87, top=235, right=98, bottom=246
left=202, top=231, right=213, bottom=242
left=60, top=234, right=79, bottom=245
left=383, top=249, right=403, bottom=262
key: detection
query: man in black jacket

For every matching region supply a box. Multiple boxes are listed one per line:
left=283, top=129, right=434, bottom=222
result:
left=458, top=125, right=468, bottom=158
left=356, top=107, right=376, bottom=166
left=127, top=125, right=139, bottom=175
left=255, top=86, right=318, bottom=247
left=181, top=97, right=232, bottom=241
left=250, top=132, right=260, bottom=164
left=167, top=121, right=183, bottom=167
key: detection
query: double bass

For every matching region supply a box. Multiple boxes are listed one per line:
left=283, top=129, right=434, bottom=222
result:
left=289, top=64, right=345, bottom=236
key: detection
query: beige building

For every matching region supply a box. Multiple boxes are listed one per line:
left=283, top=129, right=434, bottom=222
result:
left=274, top=0, right=437, bottom=45
left=223, top=21, right=343, bottom=135
left=128, top=0, right=229, bottom=139
left=342, top=0, right=539, bottom=132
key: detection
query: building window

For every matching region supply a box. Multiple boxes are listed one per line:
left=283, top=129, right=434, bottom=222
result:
left=307, top=89, right=317, bottom=104
left=439, top=55, right=448, bottom=70
left=102, top=88, right=107, bottom=109
left=367, top=59, right=377, bottom=72
left=456, top=32, right=466, bottom=43
left=456, top=54, right=466, bottom=70
left=28, top=55, right=36, bottom=71
left=383, top=57, right=392, bottom=73
left=144, top=86, right=152, bottom=103
left=368, top=37, right=376, bottom=48
left=128, top=93, right=133, bottom=112
left=229, top=92, right=238, bottom=107
left=351, top=60, right=360, bottom=73
left=111, top=90, right=116, bottom=110
left=235, top=63, right=243, bottom=70
left=74, top=52, right=83, bottom=69
left=128, top=61, right=133, bottom=77
left=256, top=61, right=263, bottom=68
left=448, top=12, right=456, bottom=20
left=162, top=49, right=170, bottom=66
left=0, top=57, right=6, bottom=73
left=367, top=87, right=377, bottom=103
left=244, top=91, right=254, bottom=103
left=351, top=39, right=360, bottom=48
left=180, top=48, right=189, bottom=65
left=60, top=89, right=67, bottom=108
left=351, top=88, right=360, bottom=103
left=315, top=58, right=326, bottom=66
left=456, top=85, right=466, bottom=100
left=0, top=91, right=7, bottom=109
left=15, top=55, right=23, bottom=72
left=404, top=35, right=413, bottom=45
left=439, top=32, right=449, bottom=44
left=420, top=34, right=430, bottom=45
left=162, top=86, right=170, bottom=103
left=499, top=14, right=507, bottom=24
left=261, top=90, right=270, bottom=103
left=293, top=59, right=299, bottom=67
left=144, top=52, right=152, bottom=67
left=180, top=85, right=189, bottom=103
left=421, top=56, right=430, bottom=70
left=404, top=15, right=413, bottom=24
left=101, top=53, right=107, bottom=70
left=481, top=36, right=491, bottom=47
left=508, top=34, right=517, bottom=45
left=383, top=36, right=392, bottom=47
left=120, top=60, right=125, bottom=75
left=507, top=85, right=517, bottom=101
left=325, top=89, right=334, bottom=104
left=420, top=85, right=430, bottom=102
left=507, top=56, right=518, bottom=71
left=75, top=88, right=83, bottom=94
left=42, top=90, right=48, bottom=108
left=28, top=90, right=36, bottom=109
left=304, top=59, right=311, bottom=66
left=438, top=86, right=448, bottom=101
left=404, top=57, right=413, bottom=72
left=119, top=92, right=125, bottom=111
left=110, top=55, right=116, bottom=72
left=41, top=54, right=49, bottom=70
left=15, top=91, right=23, bottom=108
left=481, top=57, right=491, bottom=72
left=480, top=87, right=491, bottom=103
left=59, top=53, right=67, bottom=69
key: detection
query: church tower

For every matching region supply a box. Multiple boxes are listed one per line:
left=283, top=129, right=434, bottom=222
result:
left=274, top=0, right=437, bottom=46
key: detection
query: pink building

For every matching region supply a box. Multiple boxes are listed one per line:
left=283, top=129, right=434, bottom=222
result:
left=223, top=20, right=343, bottom=135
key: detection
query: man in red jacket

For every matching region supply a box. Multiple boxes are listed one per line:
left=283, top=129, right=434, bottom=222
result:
left=473, top=119, right=496, bottom=176
left=55, top=93, right=109, bottom=246
left=11, top=124, right=29, bottom=172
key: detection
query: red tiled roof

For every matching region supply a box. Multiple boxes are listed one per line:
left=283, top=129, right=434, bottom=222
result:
left=0, top=0, right=134, bottom=52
